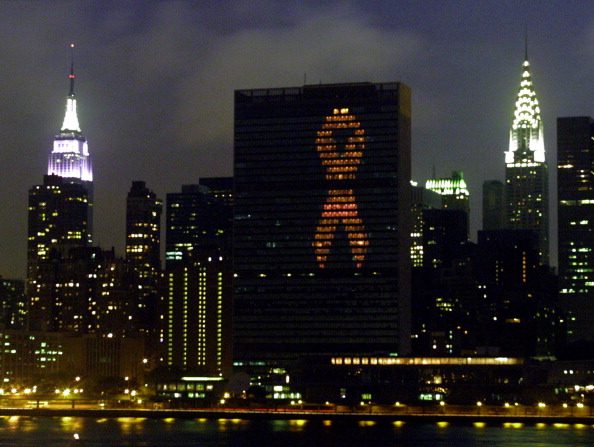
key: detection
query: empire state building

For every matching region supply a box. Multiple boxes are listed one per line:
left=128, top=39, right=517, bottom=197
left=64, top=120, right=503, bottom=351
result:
left=48, top=45, right=92, bottom=184
left=504, top=48, right=549, bottom=264
left=27, top=45, right=94, bottom=330
left=46, top=44, right=93, bottom=242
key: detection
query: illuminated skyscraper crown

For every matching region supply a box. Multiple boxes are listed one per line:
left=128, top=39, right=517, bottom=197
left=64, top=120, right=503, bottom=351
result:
left=505, top=51, right=545, bottom=165
left=47, top=44, right=93, bottom=182
left=425, top=171, right=469, bottom=198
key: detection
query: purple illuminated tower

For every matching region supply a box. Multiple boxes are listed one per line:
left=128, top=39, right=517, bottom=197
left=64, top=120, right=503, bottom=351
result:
left=47, top=44, right=93, bottom=242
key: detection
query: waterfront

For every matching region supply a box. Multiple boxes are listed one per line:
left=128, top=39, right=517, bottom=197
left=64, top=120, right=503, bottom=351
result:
left=2, top=415, right=594, bottom=446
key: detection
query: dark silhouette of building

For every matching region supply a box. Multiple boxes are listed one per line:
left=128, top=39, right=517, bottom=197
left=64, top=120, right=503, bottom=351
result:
left=557, top=116, right=594, bottom=342
left=125, top=181, right=163, bottom=354
left=410, top=183, right=441, bottom=268
left=126, top=181, right=162, bottom=280
left=165, top=181, right=233, bottom=267
left=198, top=177, right=234, bottom=207
left=482, top=180, right=505, bottom=231
left=0, top=278, right=26, bottom=329
left=27, top=175, right=90, bottom=330
left=233, top=82, right=412, bottom=366
left=476, top=230, right=559, bottom=357
left=504, top=51, right=549, bottom=264
left=422, top=209, right=469, bottom=270
left=412, top=206, right=476, bottom=356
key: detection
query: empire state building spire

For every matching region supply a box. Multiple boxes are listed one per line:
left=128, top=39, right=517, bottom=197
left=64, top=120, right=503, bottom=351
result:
left=61, top=43, right=81, bottom=133
left=48, top=43, right=92, bottom=182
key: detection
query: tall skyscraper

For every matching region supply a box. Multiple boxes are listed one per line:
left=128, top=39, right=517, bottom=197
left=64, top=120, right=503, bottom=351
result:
left=165, top=180, right=233, bottom=266
left=233, top=83, right=411, bottom=366
left=164, top=179, right=233, bottom=374
left=482, top=180, right=505, bottom=231
left=422, top=209, right=468, bottom=270
left=27, top=175, right=90, bottom=330
left=126, top=181, right=162, bottom=280
left=47, top=44, right=93, bottom=242
left=557, top=116, right=594, bottom=342
left=27, top=45, right=94, bottom=330
left=476, top=230, right=559, bottom=356
left=504, top=49, right=549, bottom=264
left=410, top=182, right=441, bottom=268
left=165, top=253, right=232, bottom=377
left=425, top=170, right=470, bottom=237
left=126, top=181, right=163, bottom=352
left=425, top=171, right=470, bottom=215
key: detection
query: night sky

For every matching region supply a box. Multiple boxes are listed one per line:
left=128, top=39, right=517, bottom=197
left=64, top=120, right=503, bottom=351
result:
left=1, top=1, right=593, bottom=279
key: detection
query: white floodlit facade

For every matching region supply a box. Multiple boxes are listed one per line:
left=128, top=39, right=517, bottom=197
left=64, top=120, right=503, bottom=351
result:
left=47, top=56, right=93, bottom=183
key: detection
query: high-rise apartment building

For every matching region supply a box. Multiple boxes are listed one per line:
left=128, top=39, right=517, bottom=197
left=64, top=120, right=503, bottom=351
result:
left=557, top=116, right=594, bottom=342
left=164, top=179, right=233, bottom=374
left=126, top=181, right=162, bottom=280
left=165, top=253, right=232, bottom=377
left=233, top=82, right=412, bottom=365
left=482, top=180, right=506, bottom=231
left=504, top=51, right=548, bottom=264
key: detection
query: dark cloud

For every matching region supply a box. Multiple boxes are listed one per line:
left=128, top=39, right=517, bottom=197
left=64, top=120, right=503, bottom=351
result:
left=0, top=1, right=593, bottom=278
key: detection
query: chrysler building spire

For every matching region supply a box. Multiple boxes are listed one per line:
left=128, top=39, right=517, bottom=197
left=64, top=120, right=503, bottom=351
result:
left=504, top=44, right=549, bottom=265
left=48, top=43, right=92, bottom=182
left=504, top=48, right=545, bottom=165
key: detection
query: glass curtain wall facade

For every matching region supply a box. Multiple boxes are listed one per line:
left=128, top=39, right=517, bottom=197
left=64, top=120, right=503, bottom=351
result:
left=557, top=116, right=594, bottom=342
left=233, top=83, right=411, bottom=365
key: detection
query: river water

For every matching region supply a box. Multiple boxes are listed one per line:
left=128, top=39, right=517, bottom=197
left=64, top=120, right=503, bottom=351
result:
left=1, top=416, right=594, bottom=446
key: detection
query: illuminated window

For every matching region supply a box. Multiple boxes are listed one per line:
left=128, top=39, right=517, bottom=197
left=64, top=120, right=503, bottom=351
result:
left=313, top=109, right=369, bottom=268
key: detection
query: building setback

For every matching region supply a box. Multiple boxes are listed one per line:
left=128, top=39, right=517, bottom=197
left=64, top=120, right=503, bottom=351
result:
left=557, top=116, right=594, bottom=342
left=233, top=82, right=411, bottom=365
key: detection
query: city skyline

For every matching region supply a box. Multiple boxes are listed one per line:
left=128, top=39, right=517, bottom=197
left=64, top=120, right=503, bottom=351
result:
left=2, top=2, right=594, bottom=278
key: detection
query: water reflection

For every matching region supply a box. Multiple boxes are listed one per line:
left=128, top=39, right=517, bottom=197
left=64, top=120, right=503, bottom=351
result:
left=116, top=416, right=147, bottom=435
left=0, top=416, right=592, bottom=446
